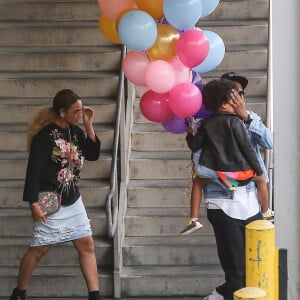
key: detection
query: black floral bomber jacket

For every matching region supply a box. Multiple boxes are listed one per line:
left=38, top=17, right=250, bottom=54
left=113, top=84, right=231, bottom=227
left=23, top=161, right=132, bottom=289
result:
left=23, top=123, right=101, bottom=206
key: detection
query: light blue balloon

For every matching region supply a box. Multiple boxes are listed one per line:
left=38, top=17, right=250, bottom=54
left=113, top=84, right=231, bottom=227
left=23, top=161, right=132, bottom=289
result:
left=118, top=10, right=157, bottom=52
left=200, top=0, right=220, bottom=18
left=163, top=0, right=202, bottom=31
left=192, top=30, right=225, bottom=73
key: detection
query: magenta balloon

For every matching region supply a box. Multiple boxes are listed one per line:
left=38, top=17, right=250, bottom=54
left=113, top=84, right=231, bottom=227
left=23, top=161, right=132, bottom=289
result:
left=145, top=60, right=176, bottom=93
left=162, top=115, right=187, bottom=134
left=177, top=29, right=210, bottom=68
left=169, top=82, right=202, bottom=118
left=123, top=51, right=150, bottom=86
left=140, top=90, right=174, bottom=122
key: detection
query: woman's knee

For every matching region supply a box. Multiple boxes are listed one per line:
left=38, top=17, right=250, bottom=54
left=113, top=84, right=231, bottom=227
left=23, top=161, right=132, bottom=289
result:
left=73, top=236, right=95, bottom=254
left=29, top=245, right=50, bottom=260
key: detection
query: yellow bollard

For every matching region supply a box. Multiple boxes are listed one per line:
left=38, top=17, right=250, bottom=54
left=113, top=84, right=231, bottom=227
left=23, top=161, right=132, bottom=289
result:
left=234, top=287, right=267, bottom=299
left=245, top=220, right=277, bottom=300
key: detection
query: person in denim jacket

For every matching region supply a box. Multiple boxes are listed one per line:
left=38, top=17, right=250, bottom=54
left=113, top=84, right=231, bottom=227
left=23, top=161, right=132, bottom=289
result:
left=203, top=72, right=273, bottom=300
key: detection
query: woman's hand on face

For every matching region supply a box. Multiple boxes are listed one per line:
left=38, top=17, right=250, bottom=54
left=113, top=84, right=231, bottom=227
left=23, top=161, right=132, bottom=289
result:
left=230, top=89, right=248, bottom=121
left=83, top=106, right=94, bottom=126
left=31, top=204, right=47, bottom=223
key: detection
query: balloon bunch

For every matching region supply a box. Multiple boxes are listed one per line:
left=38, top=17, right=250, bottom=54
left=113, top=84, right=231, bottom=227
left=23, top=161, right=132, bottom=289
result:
left=98, top=0, right=224, bottom=134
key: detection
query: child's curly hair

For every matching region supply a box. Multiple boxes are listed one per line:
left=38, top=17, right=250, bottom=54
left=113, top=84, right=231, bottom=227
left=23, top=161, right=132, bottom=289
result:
left=202, top=79, right=237, bottom=112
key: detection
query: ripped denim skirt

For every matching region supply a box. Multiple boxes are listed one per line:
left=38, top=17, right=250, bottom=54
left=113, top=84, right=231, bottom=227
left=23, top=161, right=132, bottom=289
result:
left=31, top=196, right=92, bottom=247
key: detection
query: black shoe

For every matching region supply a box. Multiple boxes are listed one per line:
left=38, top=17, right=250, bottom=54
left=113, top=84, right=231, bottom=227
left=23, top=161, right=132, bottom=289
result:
left=10, top=288, right=27, bottom=300
left=88, top=291, right=104, bottom=300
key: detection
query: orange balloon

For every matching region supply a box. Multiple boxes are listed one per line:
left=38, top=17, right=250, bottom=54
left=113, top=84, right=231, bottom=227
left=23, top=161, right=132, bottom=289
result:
left=146, top=24, right=180, bottom=61
left=135, top=0, right=164, bottom=20
left=98, top=15, right=122, bottom=44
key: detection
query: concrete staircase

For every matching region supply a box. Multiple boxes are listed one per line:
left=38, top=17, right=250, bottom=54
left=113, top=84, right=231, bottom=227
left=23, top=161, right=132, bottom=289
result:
left=0, top=0, right=269, bottom=299
left=122, top=0, right=270, bottom=298
left=0, top=0, right=121, bottom=298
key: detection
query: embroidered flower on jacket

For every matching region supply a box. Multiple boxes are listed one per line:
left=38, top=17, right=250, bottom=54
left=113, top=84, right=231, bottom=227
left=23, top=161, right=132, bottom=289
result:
left=51, top=129, right=83, bottom=194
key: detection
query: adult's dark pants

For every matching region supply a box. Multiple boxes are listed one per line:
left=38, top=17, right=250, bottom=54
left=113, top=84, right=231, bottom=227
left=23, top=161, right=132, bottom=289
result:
left=207, top=209, right=263, bottom=300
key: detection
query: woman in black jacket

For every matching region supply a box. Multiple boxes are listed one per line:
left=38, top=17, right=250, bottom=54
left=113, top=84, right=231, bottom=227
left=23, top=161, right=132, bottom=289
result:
left=10, top=89, right=104, bottom=300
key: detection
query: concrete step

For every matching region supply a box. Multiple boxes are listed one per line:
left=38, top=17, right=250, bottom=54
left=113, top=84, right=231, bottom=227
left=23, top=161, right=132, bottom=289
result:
left=0, top=151, right=112, bottom=180
left=0, top=97, right=117, bottom=124
left=0, top=236, right=112, bottom=267
left=123, top=236, right=218, bottom=266
left=0, top=46, right=121, bottom=72
left=0, top=0, right=268, bottom=22
left=0, top=0, right=99, bottom=22
left=129, top=151, right=191, bottom=180
left=200, top=20, right=268, bottom=46
left=0, top=20, right=267, bottom=47
left=0, top=266, right=113, bottom=298
left=0, top=298, right=204, bottom=300
left=0, top=124, right=114, bottom=151
left=127, top=179, right=192, bottom=208
left=0, top=179, right=110, bottom=208
left=120, top=265, right=224, bottom=297
left=133, top=71, right=267, bottom=99
left=131, top=124, right=188, bottom=152
left=133, top=96, right=268, bottom=125
left=0, top=72, right=119, bottom=98
left=0, top=207, right=108, bottom=237
left=125, top=208, right=213, bottom=237
left=203, top=70, right=267, bottom=95
left=0, top=21, right=113, bottom=47
left=218, top=45, right=267, bottom=71
left=207, top=0, right=269, bottom=20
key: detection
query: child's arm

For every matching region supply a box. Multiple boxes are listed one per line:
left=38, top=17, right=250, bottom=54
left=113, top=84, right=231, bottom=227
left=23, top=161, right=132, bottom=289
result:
left=185, top=123, right=205, bottom=151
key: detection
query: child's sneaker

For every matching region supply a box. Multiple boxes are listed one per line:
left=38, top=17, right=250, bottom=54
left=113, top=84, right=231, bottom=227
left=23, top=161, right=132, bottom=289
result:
left=262, top=208, right=274, bottom=222
left=180, top=220, right=203, bottom=236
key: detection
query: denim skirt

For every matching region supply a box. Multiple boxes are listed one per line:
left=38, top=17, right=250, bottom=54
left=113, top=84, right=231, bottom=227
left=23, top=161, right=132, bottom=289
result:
left=31, top=196, right=92, bottom=247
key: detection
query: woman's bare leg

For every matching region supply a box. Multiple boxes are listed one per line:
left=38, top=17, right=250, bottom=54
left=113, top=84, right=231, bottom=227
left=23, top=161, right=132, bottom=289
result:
left=16, top=245, right=51, bottom=289
left=72, top=236, right=99, bottom=292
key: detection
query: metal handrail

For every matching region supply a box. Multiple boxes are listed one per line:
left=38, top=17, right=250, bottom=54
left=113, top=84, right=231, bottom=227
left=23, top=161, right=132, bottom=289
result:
left=106, top=45, right=127, bottom=238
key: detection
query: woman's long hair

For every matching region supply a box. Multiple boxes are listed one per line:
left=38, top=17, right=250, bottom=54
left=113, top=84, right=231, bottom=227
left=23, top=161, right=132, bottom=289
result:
left=27, top=106, right=56, bottom=150
left=27, top=89, right=80, bottom=149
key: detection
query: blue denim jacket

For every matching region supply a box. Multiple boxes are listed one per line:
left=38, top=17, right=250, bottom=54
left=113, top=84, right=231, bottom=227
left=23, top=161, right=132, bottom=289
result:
left=203, top=110, right=273, bottom=199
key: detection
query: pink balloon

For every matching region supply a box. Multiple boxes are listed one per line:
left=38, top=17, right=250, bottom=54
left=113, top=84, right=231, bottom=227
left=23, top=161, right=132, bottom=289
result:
left=169, top=82, right=202, bottom=118
left=145, top=60, right=175, bottom=93
left=177, top=29, right=210, bottom=68
left=170, top=58, right=191, bottom=85
left=140, top=90, right=173, bottom=122
left=97, top=0, right=135, bottom=21
left=123, top=51, right=150, bottom=86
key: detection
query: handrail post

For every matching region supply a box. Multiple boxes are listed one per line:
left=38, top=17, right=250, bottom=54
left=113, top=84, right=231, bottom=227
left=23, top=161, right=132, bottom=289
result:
left=245, top=220, right=278, bottom=300
left=234, top=287, right=267, bottom=299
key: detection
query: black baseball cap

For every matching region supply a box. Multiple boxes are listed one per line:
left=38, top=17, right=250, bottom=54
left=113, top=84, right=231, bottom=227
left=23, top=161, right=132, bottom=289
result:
left=221, top=72, right=248, bottom=89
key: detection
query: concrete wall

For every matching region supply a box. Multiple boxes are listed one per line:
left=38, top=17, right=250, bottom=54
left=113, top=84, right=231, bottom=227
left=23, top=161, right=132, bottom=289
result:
left=272, top=0, right=300, bottom=299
